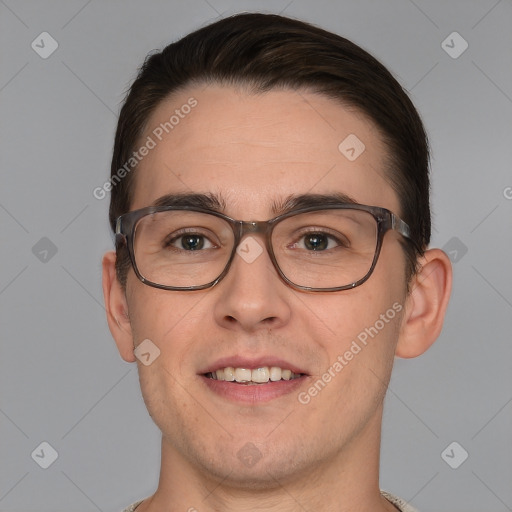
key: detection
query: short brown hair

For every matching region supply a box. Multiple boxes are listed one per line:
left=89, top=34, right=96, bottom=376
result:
left=109, top=13, right=430, bottom=288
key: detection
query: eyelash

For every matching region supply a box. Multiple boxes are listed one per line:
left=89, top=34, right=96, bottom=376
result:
left=163, top=229, right=219, bottom=250
left=288, top=229, right=349, bottom=250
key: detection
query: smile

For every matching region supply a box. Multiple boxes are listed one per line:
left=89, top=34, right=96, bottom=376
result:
left=205, top=366, right=303, bottom=384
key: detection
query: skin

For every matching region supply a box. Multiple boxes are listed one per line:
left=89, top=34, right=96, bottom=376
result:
left=102, top=85, right=452, bottom=512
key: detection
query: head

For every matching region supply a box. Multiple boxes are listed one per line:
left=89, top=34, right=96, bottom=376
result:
left=110, top=13, right=431, bottom=288
left=102, top=13, right=451, bottom=494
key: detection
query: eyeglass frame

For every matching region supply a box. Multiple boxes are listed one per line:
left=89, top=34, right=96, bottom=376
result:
left=115, top=203, right=415, bottom=292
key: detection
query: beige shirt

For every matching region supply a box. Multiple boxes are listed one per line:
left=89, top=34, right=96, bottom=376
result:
left=122, top=491, right=419, bottom=511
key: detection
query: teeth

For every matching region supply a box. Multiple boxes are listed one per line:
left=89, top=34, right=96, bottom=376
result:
left=235, top=368, right=252, bottom=383
left=207, top=366, right=302, bottom=383
left=223, top=367, right=235, bottom=381
left=269, top=366, right=282, bottom=381
left=252, top=367, right=269, bottom=383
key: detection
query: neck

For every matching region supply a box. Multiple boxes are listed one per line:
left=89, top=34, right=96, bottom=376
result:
left=137, top=406, right=396, bottom=512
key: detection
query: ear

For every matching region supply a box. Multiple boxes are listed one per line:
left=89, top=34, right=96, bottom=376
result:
left=102, top=251, right=136, bottom=362
left=396, top=248, right=452, bottom=358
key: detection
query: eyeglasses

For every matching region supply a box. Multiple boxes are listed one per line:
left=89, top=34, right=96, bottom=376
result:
left=115, top=204, right=413, bottom=292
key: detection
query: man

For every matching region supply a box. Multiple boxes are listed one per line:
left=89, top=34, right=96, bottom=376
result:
left=102, top=13, right=452, bottom=512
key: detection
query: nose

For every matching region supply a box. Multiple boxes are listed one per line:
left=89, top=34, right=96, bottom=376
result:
left=212, top=234, right=292, bottom=333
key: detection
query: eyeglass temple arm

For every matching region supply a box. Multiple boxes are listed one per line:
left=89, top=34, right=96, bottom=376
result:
left=114, top=217, right=128, bottom=247
left=391, top=214, right=411, bottom=240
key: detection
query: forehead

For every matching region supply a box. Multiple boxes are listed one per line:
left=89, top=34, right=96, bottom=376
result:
left=130, top=85, right=399, bottom=216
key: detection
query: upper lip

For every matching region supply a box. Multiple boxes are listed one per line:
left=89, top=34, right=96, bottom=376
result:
left=200, top=356, right=309, bottom=375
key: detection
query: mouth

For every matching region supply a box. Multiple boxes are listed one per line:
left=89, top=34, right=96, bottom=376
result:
left=204, top=366, right=305, bottom=384
left=200, top=359, right=309, bottom=403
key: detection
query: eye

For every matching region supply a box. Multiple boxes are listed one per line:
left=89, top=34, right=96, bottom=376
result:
left=164, top=231, right=216, bottom=251
left=291, top=231, right=348, bottom=251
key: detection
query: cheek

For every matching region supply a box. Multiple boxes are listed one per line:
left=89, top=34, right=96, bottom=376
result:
left=301, top=302, right=403, bottom=426
left=299, top=244, right=406, bottom=407
left=320, top=295, right=402, bottom=379
left=305, top=280, right=405, bottom=360
left=128, top=288, right=207, bottom=434
left=126, top=280, right=206, bottom=349
left=137, top=363, right=200, bottom=448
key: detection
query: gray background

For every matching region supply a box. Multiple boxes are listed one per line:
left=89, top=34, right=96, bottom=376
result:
left=1, top=0, right=511, bottom=511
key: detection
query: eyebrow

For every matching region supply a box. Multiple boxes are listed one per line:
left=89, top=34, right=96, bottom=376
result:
left=151, top=191, right=360, bottom=217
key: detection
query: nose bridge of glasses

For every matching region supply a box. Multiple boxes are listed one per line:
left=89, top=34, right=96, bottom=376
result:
left=234, top=220, right=273, bottom=251
left=239, top=220, right=269, bottom=235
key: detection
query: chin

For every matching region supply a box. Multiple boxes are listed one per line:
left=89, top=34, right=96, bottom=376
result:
left=198, top=455, right=304, bottom=490
left=186, top=434, right=323, bottom=491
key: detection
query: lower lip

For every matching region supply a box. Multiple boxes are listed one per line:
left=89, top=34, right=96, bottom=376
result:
left=200, top=375, right=307, bottom=403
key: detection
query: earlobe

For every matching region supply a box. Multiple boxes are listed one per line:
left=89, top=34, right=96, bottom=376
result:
left=102, top=251, right=136, bottom=362
left=395, top=248, right=453, bottom=358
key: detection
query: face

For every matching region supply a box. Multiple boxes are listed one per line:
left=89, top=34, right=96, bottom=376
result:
left=121, top=85, right=409, bottom=487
